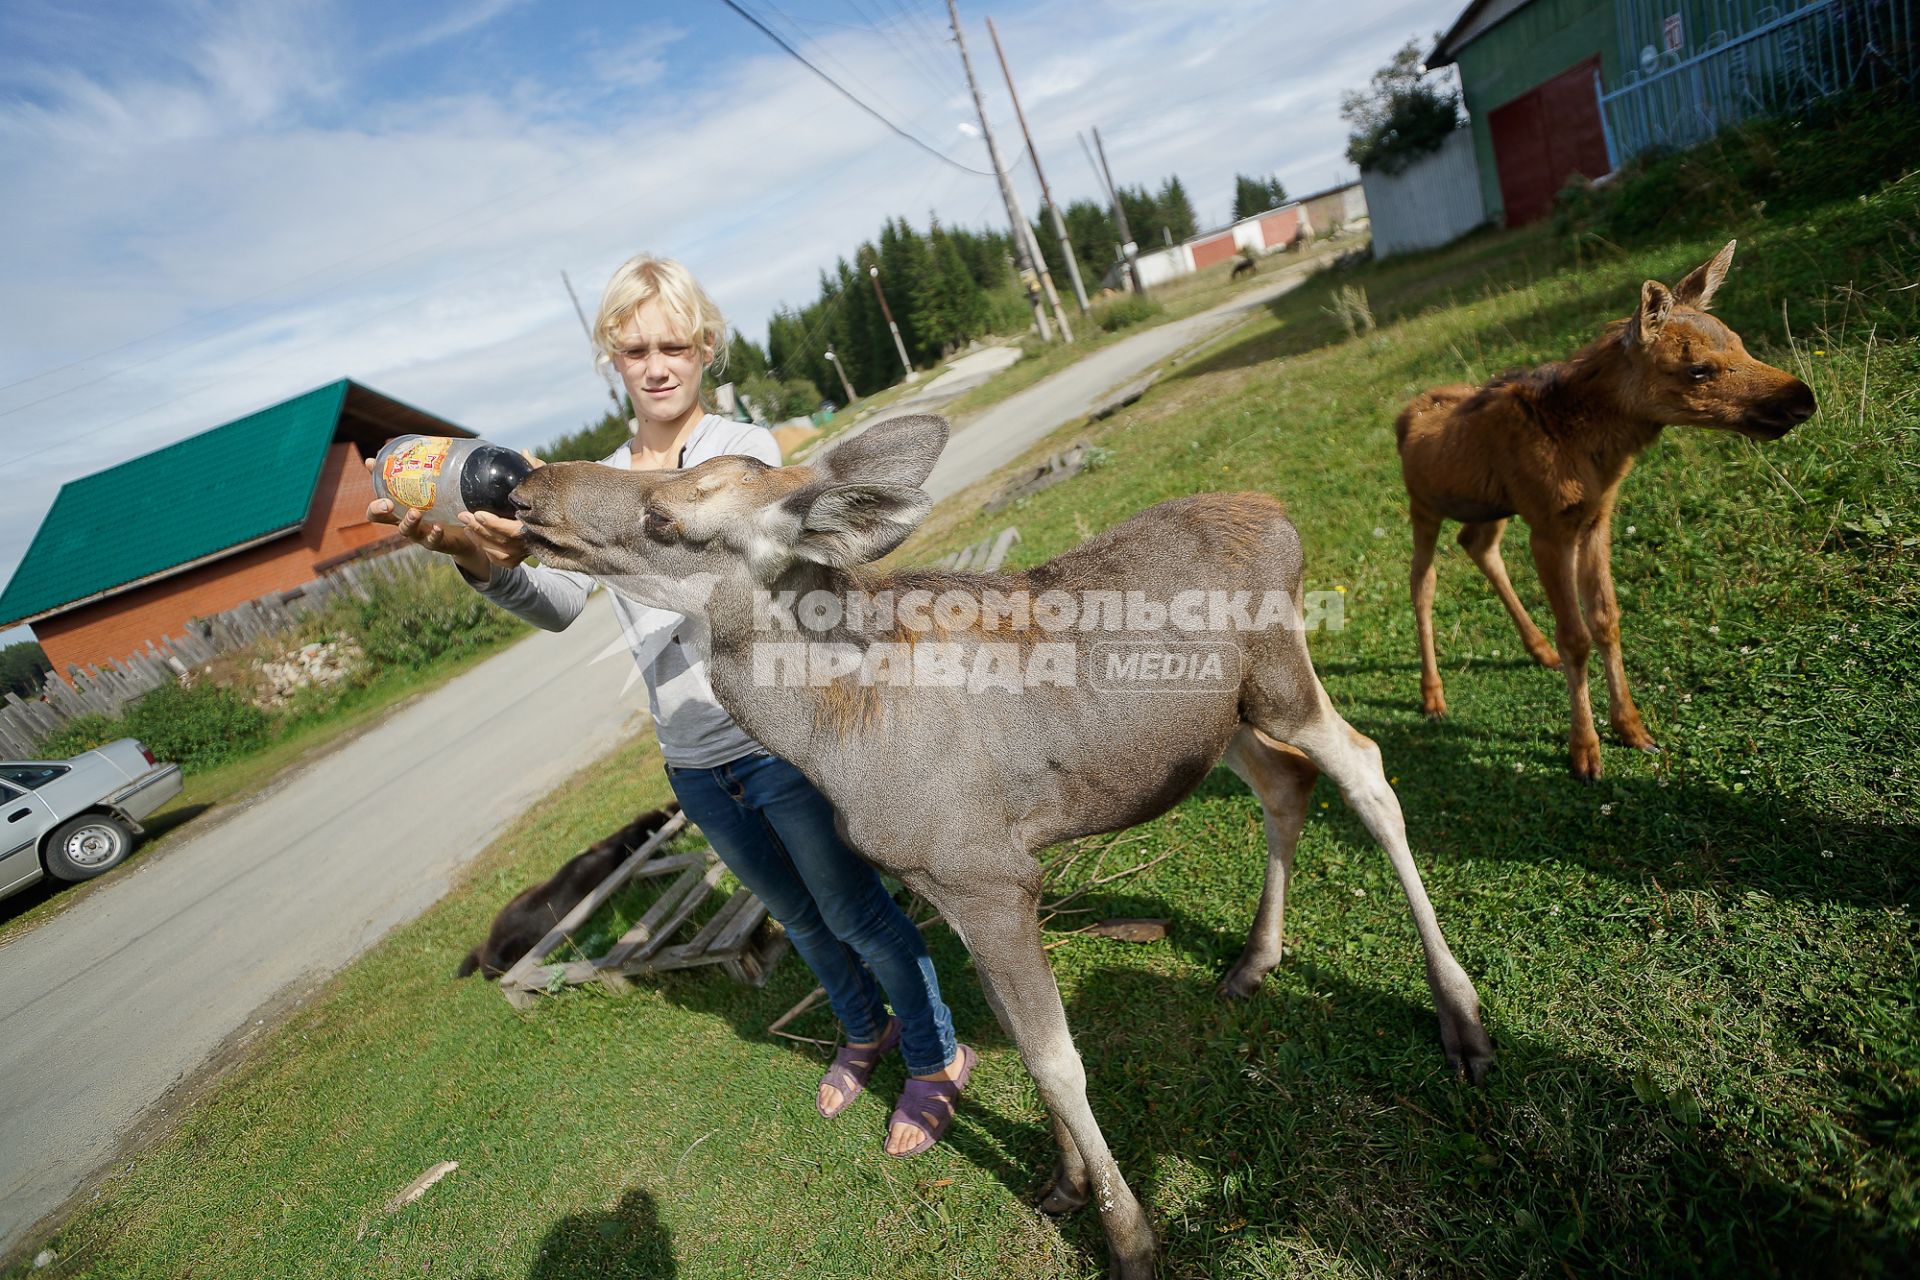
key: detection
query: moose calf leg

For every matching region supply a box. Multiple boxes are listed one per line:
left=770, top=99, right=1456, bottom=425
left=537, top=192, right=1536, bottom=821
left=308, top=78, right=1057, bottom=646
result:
left=1532, top=531, right=1603, bottom=780
left=1279, top=697, right=1494, bottom=1081
left=944, top=889, right=1157, bottom=1277
left=1579, top=527, right=1656, bottom=752
left=1410, top=507, right=1446, bottom=717
left=1219, top=728, right=1318, bottom=999
left=970, top=955, right=1091, bottom=1215
left=1458, top=519, right=1559, bottom=669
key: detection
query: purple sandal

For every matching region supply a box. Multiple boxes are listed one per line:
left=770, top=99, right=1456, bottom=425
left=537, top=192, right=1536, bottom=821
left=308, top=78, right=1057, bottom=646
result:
left=816, top=1018, right=901, bottom=1119
left=885, top=1043, right=976, bottom=1158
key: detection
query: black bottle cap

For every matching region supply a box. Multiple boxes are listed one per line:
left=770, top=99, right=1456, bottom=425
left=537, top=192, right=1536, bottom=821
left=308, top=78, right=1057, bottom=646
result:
left=460, top=445, right=535, bottom=517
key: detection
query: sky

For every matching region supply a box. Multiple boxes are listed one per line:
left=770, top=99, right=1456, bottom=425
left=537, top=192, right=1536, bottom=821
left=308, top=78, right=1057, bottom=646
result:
left=0, top=0, right=1462, bottom=644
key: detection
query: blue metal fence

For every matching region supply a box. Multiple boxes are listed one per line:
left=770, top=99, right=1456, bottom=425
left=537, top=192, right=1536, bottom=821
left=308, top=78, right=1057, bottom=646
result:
left=1601, top=0, right=1917, bottom=162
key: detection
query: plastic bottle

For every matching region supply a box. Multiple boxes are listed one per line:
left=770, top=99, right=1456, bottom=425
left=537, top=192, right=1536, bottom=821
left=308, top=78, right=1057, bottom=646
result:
left=370, top=435, right=534, bottom=526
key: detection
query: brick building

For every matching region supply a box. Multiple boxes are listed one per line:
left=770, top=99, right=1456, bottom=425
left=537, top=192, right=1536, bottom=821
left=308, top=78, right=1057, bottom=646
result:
left=0, top=380, right=471, bottom=682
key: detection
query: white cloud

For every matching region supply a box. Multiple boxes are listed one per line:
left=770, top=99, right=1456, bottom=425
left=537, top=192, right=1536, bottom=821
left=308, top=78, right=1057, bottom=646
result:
left=375, top=0, right=530, bottom=58
left=0, top=0, right=1459, bottom=604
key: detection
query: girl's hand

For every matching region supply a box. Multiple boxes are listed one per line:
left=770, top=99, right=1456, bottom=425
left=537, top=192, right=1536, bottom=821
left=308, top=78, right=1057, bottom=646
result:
left=362, top=451, right=542, bottom=579
left=454, top=451, right=543, bottom=570
left=366, top=498, right=494, bottom=578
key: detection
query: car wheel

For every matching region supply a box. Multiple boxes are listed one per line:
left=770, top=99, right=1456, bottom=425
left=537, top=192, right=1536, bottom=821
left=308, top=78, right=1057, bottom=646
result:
left=44, top=814, right=134, bottom=882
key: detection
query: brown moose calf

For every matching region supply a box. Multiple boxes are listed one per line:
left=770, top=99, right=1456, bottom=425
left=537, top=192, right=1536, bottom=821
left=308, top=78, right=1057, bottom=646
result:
left=1395, top=241, right=1815, bottom=780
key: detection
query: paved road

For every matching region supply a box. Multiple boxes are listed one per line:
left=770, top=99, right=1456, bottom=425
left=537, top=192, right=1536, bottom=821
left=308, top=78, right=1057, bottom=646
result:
left=0, top=597, right=643, bottom=1257
left=926, top=265, right=1318, bottom=500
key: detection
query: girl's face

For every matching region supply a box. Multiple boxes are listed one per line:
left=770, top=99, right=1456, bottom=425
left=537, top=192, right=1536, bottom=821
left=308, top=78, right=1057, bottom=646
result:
left=611, top=300, right=707, bottom=426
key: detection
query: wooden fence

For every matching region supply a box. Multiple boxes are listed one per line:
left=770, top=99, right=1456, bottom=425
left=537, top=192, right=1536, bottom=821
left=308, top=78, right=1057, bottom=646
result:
left=0, top=543, right=438, bottom=759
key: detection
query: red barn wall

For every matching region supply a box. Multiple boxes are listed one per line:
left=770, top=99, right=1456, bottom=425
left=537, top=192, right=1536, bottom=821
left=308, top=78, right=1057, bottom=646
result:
left=37, top=442, right=392, bottom=681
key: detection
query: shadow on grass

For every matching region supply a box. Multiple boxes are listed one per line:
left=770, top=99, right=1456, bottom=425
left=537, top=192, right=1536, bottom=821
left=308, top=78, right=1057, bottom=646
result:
left=0, top=802, right=214, bottom=930
left=1365, top=708, right=1919, bottom=908
left=474, top=1186, right=676, bottom=1279
left=1050, top=961, right=1909, bottom=1277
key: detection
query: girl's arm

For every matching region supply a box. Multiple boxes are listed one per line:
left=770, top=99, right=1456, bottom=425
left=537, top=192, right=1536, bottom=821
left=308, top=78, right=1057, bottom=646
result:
left=468, top=560, right=594, bottom=632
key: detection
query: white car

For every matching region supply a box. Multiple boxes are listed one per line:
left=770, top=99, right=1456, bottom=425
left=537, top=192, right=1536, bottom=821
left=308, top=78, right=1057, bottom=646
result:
left=0, top=739, right=184, bottom=903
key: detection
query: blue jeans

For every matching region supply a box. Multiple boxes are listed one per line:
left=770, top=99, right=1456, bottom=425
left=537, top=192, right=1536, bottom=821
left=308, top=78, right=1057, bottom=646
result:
left=666, top=751, right=959, bottom=1076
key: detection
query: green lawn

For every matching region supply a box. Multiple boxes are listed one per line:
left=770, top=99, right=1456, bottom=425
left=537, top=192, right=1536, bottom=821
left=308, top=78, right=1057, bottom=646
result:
left=10, top=163, right=1917, bottom=1277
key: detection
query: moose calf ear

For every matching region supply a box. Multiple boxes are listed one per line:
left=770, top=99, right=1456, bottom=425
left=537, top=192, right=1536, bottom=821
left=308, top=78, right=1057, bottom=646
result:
left=1673, top=239, right=1736, bottom=310
left=1630, top=280, right=1674, bottom=345
left=817, top=414, right=950, bottom=488
left=785, top=482, right=932, bottom=567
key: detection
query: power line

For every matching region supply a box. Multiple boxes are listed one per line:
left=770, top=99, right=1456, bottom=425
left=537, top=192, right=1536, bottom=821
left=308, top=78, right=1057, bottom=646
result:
left=843, top=0, right=956, bottom=95
left=718, top=0, right=993, bottom=177
left=749, top=0, right=930, bottom=140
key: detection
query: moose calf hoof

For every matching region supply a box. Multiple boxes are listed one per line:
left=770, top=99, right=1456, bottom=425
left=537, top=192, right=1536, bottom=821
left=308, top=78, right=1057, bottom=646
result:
left=1036, top=1172, right=1091, bottom=1217
left=1217, top=965, right=1266, bottom=1001
left=1420, top=691, right=1447, bottom=720
left=1444, top=1019, right=1497, bottom=1086
left=1567, top=738, right=1604, bottom=782
left=1610, top=716, right=1658, bottom=753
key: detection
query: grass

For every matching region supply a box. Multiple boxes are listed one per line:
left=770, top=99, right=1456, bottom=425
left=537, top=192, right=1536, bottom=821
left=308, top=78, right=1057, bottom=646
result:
left=10, top=155, right=1919, bottom=1277
left=0, top=624, right=530, bottom=947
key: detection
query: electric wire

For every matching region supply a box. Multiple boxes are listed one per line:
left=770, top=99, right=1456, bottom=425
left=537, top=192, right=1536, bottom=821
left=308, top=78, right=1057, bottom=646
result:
left=717, top=0, right=992, bottom=177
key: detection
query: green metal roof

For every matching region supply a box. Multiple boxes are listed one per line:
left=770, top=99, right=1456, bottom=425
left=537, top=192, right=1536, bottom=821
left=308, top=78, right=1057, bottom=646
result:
left=1, top=381, right=354, bottom=626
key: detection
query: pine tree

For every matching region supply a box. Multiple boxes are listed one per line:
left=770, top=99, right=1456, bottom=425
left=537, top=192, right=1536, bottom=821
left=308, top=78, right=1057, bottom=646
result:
left=724, top=334, right=769, bottom=383
left=1231, top=174, right=1289, bottom=221
left=1062, top=199, right=1119, bottom=289
left=911, top=219, right=986, bottom=358
left=1116, top=184, right=1160, bottom=248
left=1157, top=176, right=1198, bottom=242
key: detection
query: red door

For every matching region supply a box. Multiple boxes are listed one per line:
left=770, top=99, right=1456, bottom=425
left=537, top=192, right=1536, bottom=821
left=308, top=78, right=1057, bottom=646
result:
left=1487, top=57, right=1611, bottom=226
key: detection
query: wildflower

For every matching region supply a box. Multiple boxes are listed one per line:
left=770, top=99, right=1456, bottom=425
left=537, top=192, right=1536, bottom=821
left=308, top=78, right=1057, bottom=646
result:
left=1372, top=527, right=1386, bottom=539
left=1335, top=585, right=1347, bottom=594
left=1353, top=888, right=1366, bottom=898
left=1814, top=348, right=1826, bottom=356
left=1320, top=801, right=1329, bottom=810
left=1600, top=803, right=1614, bottom=816
left=1625, top=525, right=1636, bottom=535
left=1708, top=624, right=1720, bottom=634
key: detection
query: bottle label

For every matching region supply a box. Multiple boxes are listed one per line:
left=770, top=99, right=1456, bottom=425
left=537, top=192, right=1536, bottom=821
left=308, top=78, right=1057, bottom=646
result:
left=382, top=437, right=452, bottom=510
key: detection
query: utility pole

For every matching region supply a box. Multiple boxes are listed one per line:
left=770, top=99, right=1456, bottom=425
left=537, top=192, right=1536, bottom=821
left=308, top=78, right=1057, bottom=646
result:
left=946, top=0, right=1058, bottom=343
left=867, top=265, right=916, bottom=382
left=562, top=270, right=625, bottom=415
left=1078, top=131, right=1122, bottom=292
left=824, top=349, right=858, bottom=406
left=1092, top=126, right=1146, bottom=296
left=986, top=15, right=1088, bottom=316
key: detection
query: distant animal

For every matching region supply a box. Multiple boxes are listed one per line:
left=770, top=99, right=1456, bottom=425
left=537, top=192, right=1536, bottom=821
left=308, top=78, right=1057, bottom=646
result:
left=457, top=805, right=680, bottom=978
left=1230, top=254, right=1256, bottom=280
left=1395, top=241, right=1816, bottom=780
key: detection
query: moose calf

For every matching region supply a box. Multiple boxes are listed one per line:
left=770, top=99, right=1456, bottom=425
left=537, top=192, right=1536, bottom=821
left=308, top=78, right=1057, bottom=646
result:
left=1396, top=241, right=1815, bottom=779
left=510, top=414, right=1491, bottom=1278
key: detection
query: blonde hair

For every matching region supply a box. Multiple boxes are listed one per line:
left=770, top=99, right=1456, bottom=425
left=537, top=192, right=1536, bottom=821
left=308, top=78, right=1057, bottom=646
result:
left=593, top=254, right=730, bottom=374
